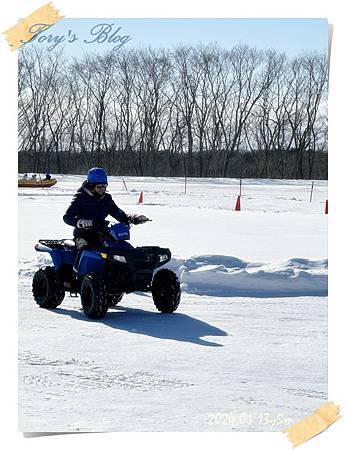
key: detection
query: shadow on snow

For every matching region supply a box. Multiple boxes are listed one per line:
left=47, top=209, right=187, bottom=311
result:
left=51, top=304, right=228, bottom=347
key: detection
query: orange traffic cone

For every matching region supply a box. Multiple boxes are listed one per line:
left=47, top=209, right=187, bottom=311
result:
left=235, top=195, right=241, bottom=211
left=324, top=199, right=328, bottom=214
left=138, top=191, right=143, bottom=204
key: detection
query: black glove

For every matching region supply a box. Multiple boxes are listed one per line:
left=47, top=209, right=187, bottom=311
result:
left=127, top=214, right=149, bottom=225
left=77, top=219, right=93, bottom=229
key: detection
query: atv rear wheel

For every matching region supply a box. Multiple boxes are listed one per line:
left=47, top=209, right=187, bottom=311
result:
left=80, top=273, right=108, bottom=319
left=152, top=269, right=181, bottom=313
left=107, top=293, right=124, bottom=307
left=32, top=267, right=65, bottom=309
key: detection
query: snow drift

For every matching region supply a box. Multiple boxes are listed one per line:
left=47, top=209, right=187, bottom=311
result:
left=169, top=255, right=327, bottom=297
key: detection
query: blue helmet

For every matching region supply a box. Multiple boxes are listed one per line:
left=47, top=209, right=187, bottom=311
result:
left=87, top=167, right=108, bottom=184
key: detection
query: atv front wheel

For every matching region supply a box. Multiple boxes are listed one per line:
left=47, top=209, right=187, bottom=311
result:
left=80, top=273, right=108, bottom=319
left=152, top=269, right=181, bottom=313
left=107, top=293, right=124, bottom=307
left=32, top=267, right=65, bottom=309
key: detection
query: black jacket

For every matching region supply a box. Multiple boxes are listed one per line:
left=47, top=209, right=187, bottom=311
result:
left=63, top=181, right=128, bottom=237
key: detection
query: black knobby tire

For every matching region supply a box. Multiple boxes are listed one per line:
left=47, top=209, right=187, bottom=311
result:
left=152, top=268, right=181, bottom=313
left=107, top=293, right=124, bottom=307
left=80, top=273, right=108, bottom=319
left=32, top=266, right=65, bottom=309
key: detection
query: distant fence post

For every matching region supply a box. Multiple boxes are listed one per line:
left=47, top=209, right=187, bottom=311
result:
left=122, top=178, right=128, bottom=192
left=309, top=180, right=314, bottom=203
left=239, top=177, right=242, bottom=197
left=184, top=176, right=187, bottom=194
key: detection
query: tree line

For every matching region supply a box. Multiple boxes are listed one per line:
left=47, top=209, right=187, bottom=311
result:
left=18, top=44, right=328, bottom=179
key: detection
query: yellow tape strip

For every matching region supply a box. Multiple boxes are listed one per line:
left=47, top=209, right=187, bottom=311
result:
left=284, top=401, right=341, bottom=447
left=3, top=1, right=64, bottom=51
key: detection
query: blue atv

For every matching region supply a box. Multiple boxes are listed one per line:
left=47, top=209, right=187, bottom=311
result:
left=32, top=220, right=181, bottom=319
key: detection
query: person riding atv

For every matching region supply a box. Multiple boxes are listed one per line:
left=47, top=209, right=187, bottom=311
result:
left=63, top=167, right=147, bottom=282
left=32, top=167, right=181, bottom=319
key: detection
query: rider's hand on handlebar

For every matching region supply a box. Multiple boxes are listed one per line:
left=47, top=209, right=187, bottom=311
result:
left=77, top=219, right=93, bottom=229
left=127, top=214, right=149, bottom=225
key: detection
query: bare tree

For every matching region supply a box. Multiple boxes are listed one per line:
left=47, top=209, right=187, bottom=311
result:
left=18, top=44, right=328, bottom=179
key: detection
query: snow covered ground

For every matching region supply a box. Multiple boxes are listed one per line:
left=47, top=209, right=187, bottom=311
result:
left=18, top=176, right=328, bottom=432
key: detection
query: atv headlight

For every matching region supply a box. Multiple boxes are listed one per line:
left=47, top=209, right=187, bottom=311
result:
left=113, top=255, right=127, bottom=263
left=158, top=254, right=169, bottom=263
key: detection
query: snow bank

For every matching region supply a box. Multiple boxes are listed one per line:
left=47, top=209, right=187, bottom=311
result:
left=169, top=255, right=327, bottom=297
left=19, top=254, right=327, bottom=298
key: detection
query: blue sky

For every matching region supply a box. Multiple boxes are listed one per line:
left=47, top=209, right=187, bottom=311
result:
left=24, top=18, right=328, bottom=57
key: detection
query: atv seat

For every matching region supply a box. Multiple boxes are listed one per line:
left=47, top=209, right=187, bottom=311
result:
left=38, top=239, right=75, bottom=249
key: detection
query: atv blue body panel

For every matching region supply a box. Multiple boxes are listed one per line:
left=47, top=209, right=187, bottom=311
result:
left=35, top=245, right=75, bottom=269
left=109, top=222, right=130, bottom=241
left=77, top=250, right=106, bottom=277
left=59, top=249, right=75, bottom=266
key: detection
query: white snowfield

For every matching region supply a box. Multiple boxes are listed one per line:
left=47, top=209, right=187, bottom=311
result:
left=18, top=176, right=327, bottom=432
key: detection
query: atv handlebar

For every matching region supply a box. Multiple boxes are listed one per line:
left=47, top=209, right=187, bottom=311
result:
left=108, top=217, right=151, bottom=226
